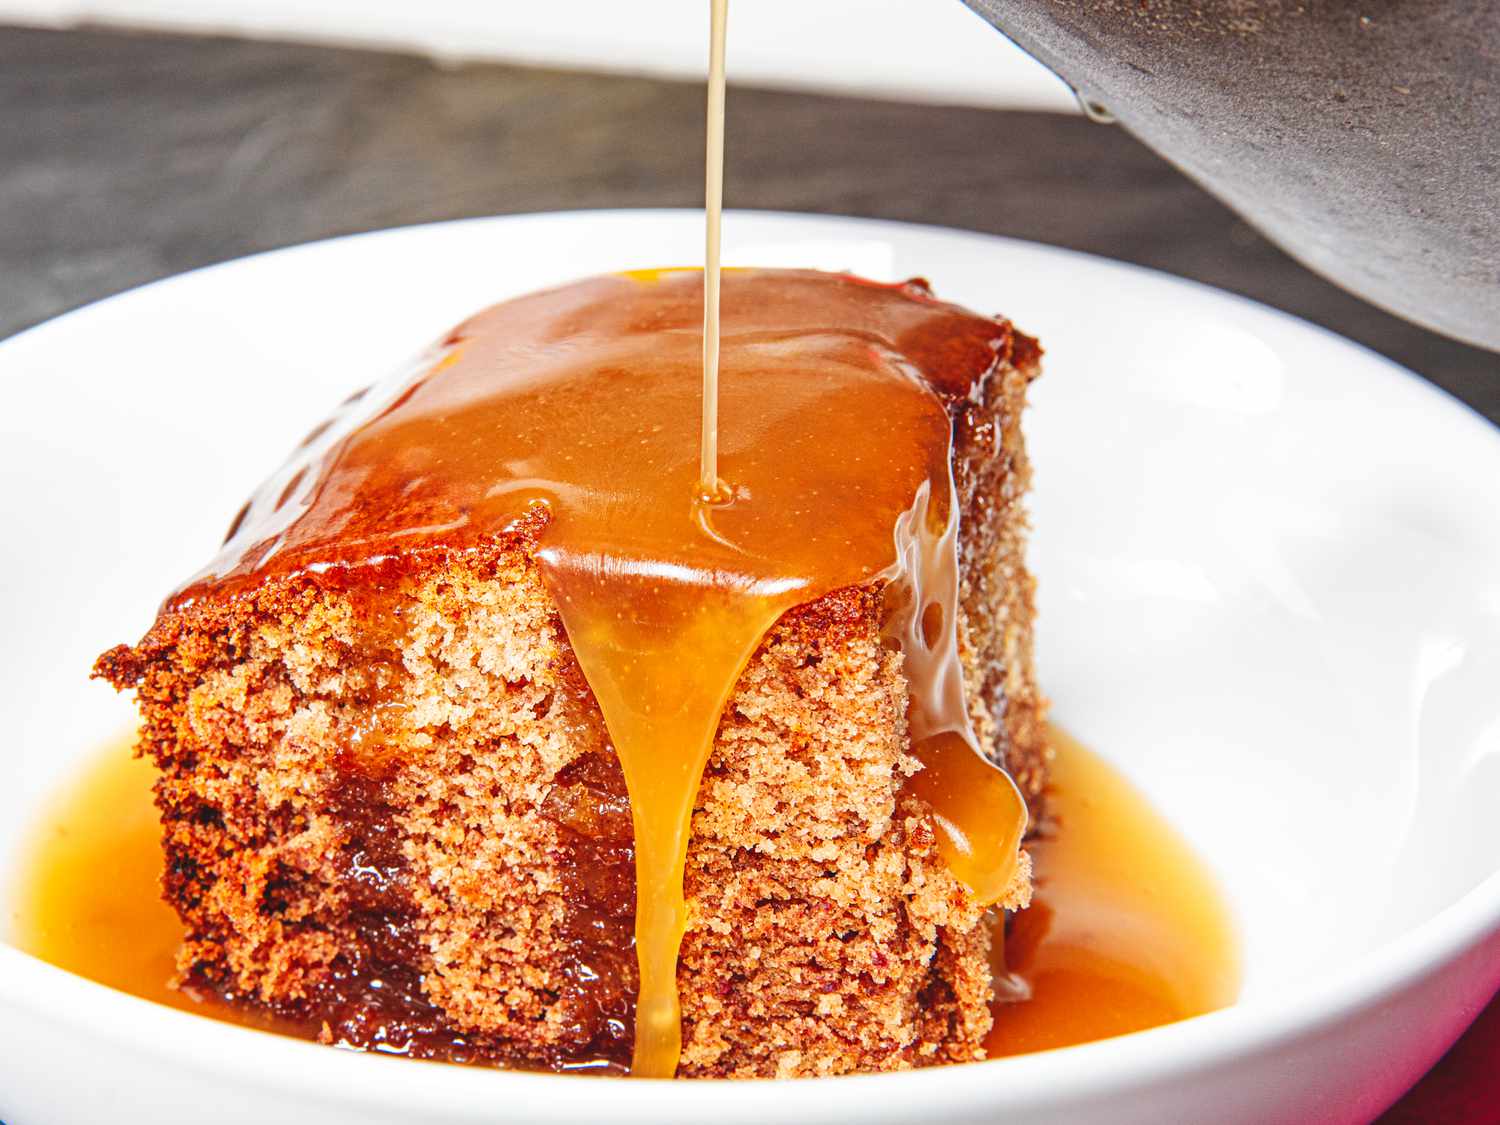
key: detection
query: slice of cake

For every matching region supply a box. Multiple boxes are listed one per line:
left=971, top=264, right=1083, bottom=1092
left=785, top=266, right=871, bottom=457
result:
left=94, top=268, right=1046, bottom=1078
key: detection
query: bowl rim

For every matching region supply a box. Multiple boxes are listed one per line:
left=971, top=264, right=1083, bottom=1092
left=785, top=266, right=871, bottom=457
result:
left=3, top=207, right=1498, bottom=1118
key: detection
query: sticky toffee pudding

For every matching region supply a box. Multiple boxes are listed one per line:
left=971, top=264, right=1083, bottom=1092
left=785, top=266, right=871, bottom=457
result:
left=89, top=268, right=1047, bottom=1077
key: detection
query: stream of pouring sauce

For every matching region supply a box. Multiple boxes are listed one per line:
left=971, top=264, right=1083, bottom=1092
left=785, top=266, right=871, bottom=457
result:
left=13, top=727, right=1238, bottom=1060
left=166, top=267, right=1027, bottom=1077
left=699, top=0, right=727, bottom=502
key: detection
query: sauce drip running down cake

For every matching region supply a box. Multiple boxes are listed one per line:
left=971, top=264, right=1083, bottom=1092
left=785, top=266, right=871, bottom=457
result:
left=96, top=267, right=1046, bottom=1077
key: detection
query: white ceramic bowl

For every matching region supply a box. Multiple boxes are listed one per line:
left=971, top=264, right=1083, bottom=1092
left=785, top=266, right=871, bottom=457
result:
left=2, top=211, right=1498, bottom=1125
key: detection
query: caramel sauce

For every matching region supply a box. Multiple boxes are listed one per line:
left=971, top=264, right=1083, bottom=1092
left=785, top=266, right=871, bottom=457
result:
left=167, top=268, right=1027, bottom=1077
left=13, top=728, right=1236, bottom=1061
left=987, top=727, right=1240, bottom=1055
left=9, top=739, right=307, bottom=1039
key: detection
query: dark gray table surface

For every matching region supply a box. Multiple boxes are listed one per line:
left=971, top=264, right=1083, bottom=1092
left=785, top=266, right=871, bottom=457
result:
left=1, top=25, right=1497, bottom=425
left=0, top=24, right=1495, bottom=1122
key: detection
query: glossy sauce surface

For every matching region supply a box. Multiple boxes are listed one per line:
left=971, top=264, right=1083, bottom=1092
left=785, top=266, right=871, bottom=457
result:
left=170, top=268, right=1027, bottom=1076
left=988, top=727, right=1241, bottom=1055
left=13, top=728, right=1237, bottom=1060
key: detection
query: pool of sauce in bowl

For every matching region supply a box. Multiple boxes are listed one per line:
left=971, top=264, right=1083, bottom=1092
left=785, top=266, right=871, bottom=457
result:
left=9, top=738, right=310, bottom=1039
left=988, top=727, right=1240, bottom=1055
left=13, top=726, right=1239, bottom=1060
